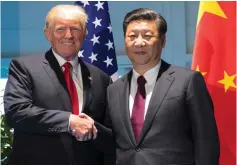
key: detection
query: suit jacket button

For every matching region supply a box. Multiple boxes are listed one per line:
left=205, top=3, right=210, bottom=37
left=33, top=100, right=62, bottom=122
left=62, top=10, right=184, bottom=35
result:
left=135, top=147, right=141, bottom=152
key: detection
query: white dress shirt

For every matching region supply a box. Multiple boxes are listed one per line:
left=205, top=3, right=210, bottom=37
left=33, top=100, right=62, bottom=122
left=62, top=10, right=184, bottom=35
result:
left=129, top=60, right=161, bottom=119
left=52, top=49, right=83, bottom=113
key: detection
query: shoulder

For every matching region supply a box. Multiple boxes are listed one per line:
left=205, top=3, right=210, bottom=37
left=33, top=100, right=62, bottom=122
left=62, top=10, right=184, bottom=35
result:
left=107, top=71, right=129, bottom=91
left=10, top=54, right=45, bottom=69
left=168, top=64, right=202, bottom=80
left=83, top=61, right=111, bottom=82
left=167, top=64, right=205, bottom=91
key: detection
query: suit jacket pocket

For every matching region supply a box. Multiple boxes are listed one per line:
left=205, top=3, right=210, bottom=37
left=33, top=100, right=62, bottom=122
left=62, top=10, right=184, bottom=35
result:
left=164, top=94, right=183, bottom=100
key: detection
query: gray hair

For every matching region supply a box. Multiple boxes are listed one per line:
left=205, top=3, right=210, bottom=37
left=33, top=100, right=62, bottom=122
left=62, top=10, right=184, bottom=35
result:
left=44, top=4, right=88, bottom=32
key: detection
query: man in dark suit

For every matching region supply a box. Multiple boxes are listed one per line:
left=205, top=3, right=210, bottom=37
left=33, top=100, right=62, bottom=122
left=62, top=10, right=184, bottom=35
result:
left=4, top=4, right=112, bottom=165
left=106, top=8, right=220, bottom=165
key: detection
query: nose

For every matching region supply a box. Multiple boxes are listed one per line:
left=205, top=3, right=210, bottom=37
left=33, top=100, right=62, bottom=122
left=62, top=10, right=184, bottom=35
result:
left=134, top=36, right=146, bottom=47
left=64, top=28, right=73, bottom=38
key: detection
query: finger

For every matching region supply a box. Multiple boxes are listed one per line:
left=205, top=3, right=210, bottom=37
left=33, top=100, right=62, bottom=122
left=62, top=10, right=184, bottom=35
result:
left=78, top=113, right=89, bottom=119
left=87, top=116, right=94, bottom=123
left=73, top=129, right=84, bottom=141
left=92, top=125, right=98, bottom=140
left=72, top=130, right=76, bottom=137
left=83, top=135, right=89, bottom=141
left=87, top=129, right=92, bottom=140
left=86, top=127, right=94, bottom=141
left=82, top=129, right=90, bottom=141
left=76, top=132, right=85, bottom=141
left=75, top=130, right=82, bottom=140
left=76, top=136, right=83, bottom=141
left=79, top=114, right=94, bottom=123
left=81, top=136, right=87, bottom=141
left=72, top=129, right=79, bottom=137
left=75, top=134, right=82, bottom=141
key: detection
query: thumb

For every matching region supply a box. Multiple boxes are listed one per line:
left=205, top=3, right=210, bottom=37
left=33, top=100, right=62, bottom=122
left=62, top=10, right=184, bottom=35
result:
left=78, top=113, right=89, bottom=119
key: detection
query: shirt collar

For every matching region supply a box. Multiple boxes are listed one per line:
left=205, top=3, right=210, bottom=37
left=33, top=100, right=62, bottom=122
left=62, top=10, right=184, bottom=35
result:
left=52, top=49, right=79, bottom=70
left=132, top=60, right=161, bottom=86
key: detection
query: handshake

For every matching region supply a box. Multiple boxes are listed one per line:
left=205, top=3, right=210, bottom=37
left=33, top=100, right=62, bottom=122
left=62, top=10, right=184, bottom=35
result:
left=69, top=113, right=97, bottom=141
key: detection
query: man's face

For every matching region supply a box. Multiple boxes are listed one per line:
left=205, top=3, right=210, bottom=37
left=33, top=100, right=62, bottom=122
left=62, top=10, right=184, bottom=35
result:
left=45, top=18, right=85, bottom=60
left=125, top=20, right=165, bottom=69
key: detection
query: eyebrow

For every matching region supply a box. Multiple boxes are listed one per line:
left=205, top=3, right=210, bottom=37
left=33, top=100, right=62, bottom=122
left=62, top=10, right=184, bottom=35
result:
left=128, top=29, right=153, bottom=33
left=55, top=25, right=81, bottom=27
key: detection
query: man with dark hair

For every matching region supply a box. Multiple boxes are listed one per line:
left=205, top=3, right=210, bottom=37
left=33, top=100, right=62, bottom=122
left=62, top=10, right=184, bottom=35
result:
left=106, top=8, right=220, bottom=165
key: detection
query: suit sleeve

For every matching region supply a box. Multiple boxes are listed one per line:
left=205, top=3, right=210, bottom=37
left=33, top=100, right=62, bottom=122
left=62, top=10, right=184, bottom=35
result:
left=92, top=78, right=116, bottom=165
left=93, top=78, right=115, bottom=151
left=4, top=59, right=71, bottom=134
left=102, top=83, right=116, bottom=165
left=186, top=72, right=220, bottom=165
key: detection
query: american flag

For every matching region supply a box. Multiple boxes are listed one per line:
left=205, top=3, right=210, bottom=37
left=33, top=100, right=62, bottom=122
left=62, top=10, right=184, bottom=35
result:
left=75, top=1, right=118, bottom=81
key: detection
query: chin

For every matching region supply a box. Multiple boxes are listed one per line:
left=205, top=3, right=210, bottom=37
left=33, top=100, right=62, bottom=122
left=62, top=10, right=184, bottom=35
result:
left=62, top=53, right=78, bottom=60
left=134, top=58, right=149, bottom=64
left=133, top=61, right=149, bottom=66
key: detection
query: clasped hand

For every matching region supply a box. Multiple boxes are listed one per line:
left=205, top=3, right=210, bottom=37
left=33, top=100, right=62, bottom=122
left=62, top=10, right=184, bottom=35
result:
left=69, top=113, right=97, bottom=141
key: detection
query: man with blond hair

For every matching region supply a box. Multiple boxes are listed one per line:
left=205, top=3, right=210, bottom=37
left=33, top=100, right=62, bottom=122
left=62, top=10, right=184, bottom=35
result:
left=4, top=4, right=114, bottom=165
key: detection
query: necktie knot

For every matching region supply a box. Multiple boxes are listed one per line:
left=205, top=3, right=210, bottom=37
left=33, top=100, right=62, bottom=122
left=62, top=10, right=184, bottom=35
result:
left=63, top=62, right=72, bottom=71
left=137, top=75, right=147, bottom=87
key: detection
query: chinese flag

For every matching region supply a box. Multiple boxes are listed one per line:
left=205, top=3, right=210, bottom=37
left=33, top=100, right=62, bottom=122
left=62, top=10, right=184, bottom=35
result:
left=192, top=2, right=236, bottom=165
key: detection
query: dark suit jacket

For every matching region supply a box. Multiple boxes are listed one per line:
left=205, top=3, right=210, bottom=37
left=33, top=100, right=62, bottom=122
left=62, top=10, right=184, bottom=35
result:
left=106, top=60, right=220, bottom=165
left=4, top=49, right=113, bottom=165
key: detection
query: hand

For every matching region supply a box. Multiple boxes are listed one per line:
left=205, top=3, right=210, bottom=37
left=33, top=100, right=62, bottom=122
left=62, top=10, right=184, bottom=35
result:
left=70, top=114, right=95, bottom=141
left=69, top=113, right=97, bottom=141
left=78, top=113, right=98, bottom=140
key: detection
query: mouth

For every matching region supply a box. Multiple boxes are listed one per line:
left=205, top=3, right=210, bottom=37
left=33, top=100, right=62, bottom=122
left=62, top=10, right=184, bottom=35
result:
left=61, top=42, right=74, bottom=46
left=134, top=51, right=147, bottom=55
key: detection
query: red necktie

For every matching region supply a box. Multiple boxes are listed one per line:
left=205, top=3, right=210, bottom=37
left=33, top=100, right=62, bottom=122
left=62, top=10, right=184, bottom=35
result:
left=131, top=75, right=147, bottom=142
left=63, top=62, right=79, bottom=115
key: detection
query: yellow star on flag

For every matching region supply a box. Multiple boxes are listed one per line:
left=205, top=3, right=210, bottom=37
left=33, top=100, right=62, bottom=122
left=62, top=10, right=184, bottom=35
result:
left=195, top=65, right=207, bottom=76
left=197, top=1, right=227, bottom=27
left=218, top=71, right=236, bottom=92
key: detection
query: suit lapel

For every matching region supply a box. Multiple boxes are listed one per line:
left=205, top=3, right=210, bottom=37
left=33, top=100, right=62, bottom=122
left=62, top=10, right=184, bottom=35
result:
left=119, top=71, right=136, bottom=146
left=43, top=50, right=72, bottom=112
left=43, top=51, right=92, bottom=113
left=43, top=49, right=75, bottom=164
left=138, top=61, right=175, bottom=144
left=78, top=59, right=92, bottom=112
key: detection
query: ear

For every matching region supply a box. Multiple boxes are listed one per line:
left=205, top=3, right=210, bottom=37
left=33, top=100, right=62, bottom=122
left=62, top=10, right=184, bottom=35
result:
left=161, top=35, right=166, bottom=48
left=124, top=35, right=128, bottom=47
left=82, top=29, right=87, bottom=40
left=44, top=28, right=51, bottom=42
